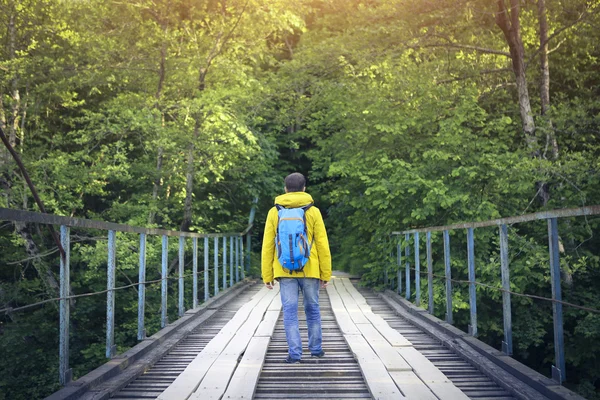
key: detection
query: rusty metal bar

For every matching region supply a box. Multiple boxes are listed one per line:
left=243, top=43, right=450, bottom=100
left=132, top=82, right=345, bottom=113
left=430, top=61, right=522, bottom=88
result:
left=392, top=205, right=600, bottom=235
left=59, top=225, right=72, bottom=385
left=500, top=224, right=513, bottom=355
left=0, top=207, right=244, bottom=238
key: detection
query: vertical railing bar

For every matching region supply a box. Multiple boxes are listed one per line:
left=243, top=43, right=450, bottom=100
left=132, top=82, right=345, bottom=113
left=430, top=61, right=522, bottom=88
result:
left=443, top=230, right=452, bottom=324
left=246, top=232, right=251, bottom=274
left=405, top=233, right=410, bottom=300
left=137, top=233, right=146, bottom=340
left=161, top=235, right=168, bottom=328
left=178, top=236, right=185, bottom=317
left=548, top=218, right=566, bottom=383
left=223, top=236, right=227, bottom=290
left=397, top=236, right=402, bottom=294
left=235, top=235, right=240, bottom=283
left=467, top=228, right=477, bottom=337
left=500, top=224, right=513, bottom=355
left=415, top=232, right=420, bottom=307
left=240, top=236, right=245, bottom=280
left=59, top=225, right=72, bottom=385
left=427, top=231, right=433, bottom=315
left=214, top=237, right=219, bottom=296
left=204, top=237, right=209, bottom=302
left=193, top=237, right=198, bottom=309
left=230, top=236, right=234, bottom=286
left=106, top=230, right=116, bottom=358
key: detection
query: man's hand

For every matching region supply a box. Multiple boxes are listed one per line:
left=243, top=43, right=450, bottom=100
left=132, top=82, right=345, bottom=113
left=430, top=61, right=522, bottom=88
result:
left=265, top=281, right=275, bottom=290
left=320, top=280, right=329, bottom=289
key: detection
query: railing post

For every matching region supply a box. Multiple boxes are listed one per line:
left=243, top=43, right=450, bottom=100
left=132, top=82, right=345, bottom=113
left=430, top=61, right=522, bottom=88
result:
left=397, top=236, right=402, bottom=294
left=405, top=233, right=410, bottom=300
left=548, top=218, right=566, bottom=383
left=193, top=237, right=198, bottom=309
left=245, top=232, right=250, bottom=273
left=137, top=233, right=146, bottom=340
left=414, top=232, right=420, bottom=307
left=204, top=237, right=209, bottom=302
left=178, top=236, right=185, bottom=317
left=59, top=225, right=72, bottom=385
left=500, top=224, right=513, bottom=355
left=240, top=236, right=245, bottom=280
left=106, top=230, right=116, bottom=358
left=467, top=228, right=477, bottom=336
left=223, top=236, right=227, bottom=290
left=427, top=232, right=433, bottom=314
left=230, top=236, right=234, bottom=286
left=443, top=230, right=452, bottom=324
left=235, top=235, right=240, bottom=283
left=214, top=237, right=219, bottom=296
left=161, top=235, right=168, bottom=328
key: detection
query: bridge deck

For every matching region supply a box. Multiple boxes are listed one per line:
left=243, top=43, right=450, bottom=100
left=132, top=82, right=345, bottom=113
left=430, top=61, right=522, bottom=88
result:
left=67, top=276, right=565, bottom=400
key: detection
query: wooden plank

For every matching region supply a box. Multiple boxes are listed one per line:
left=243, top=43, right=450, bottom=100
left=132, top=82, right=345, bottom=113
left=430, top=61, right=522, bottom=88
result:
left=362, top=311, right=413, bottom=347
left=340, top=277, right=368, bottom=305
left=425, top=382, right=471, bottom=400
left=254, top=310, right=281, bottom=337
left=396, top=347, right=449, bottom=383
left=345, top=334, right=405, bottom=400
left=157, top=287, right=272, bottom=400
left=222, top=336, right=270, bottom=400
left=189, top=288, right=279, bottom=400
left=326, top=284, right=360, bottom=335
left=267, top=292, right=281, bottom=311
left=356, top=324, right=411, bottom=371
left=388, top=371, right=437, bottom=400
left=334, top=279, right=370, bottom=325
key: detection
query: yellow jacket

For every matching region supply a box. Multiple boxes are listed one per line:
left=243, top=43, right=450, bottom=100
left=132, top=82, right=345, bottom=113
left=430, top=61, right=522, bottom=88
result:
left=261, top=192, right=332, bottom=283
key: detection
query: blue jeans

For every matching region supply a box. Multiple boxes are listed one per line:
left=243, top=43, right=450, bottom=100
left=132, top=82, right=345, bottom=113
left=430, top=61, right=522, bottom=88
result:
left=279, top=278, right=322, bottom=360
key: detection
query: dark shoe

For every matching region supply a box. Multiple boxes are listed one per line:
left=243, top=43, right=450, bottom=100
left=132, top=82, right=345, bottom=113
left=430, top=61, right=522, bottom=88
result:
left=284, top=356, right=301, bottom=364
left=311, top=350, right=325, bottom=358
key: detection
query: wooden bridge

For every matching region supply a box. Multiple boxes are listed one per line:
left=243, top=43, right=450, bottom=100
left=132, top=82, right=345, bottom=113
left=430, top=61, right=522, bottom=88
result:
left=45, top=276, right=583, bottom=400
left=1, top=207, right=596, bottom=400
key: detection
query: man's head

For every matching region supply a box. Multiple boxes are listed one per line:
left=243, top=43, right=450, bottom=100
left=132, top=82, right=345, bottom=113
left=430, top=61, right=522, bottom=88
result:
left=284, top=172, right=306, bottom=193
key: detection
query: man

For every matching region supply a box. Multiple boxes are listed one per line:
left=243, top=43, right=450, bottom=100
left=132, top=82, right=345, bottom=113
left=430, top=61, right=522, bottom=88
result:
left=261, top=172, right=332, bottom=363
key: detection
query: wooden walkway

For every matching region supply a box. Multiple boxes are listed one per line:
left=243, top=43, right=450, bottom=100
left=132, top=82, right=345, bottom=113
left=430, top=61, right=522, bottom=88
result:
left=61, top=275, right=583, bottom=400
left=96, top=277, right=519, bottom=400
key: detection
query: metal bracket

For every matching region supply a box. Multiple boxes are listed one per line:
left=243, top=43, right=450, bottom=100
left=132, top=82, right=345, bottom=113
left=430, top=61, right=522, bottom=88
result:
left=552, top=365, right=563, bottom=384
left=61, top=368, right=72, bottom=385
left=501, top=341, right=512, bottom=355
left=468, top=324, right=477, bottom=337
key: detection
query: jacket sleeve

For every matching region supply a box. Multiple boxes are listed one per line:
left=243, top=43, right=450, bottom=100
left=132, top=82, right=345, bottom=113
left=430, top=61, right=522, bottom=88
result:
left=313, top=207, right=332, bottom=281
left=261, top=207, right=277, bottom=283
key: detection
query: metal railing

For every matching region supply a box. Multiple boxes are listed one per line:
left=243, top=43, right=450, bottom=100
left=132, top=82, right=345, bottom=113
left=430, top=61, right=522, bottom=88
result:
left=390, top=205, right=600, bottom=385
left=0, top=205, right=256, bottom=386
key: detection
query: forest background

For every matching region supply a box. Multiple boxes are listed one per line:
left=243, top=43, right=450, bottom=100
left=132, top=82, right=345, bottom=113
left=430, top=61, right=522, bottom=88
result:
left=1, top=0, right=599, bottom=398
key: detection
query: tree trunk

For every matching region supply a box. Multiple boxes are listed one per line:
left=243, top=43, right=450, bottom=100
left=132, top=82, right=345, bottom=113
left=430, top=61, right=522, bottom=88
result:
left=148, top=35, right=168, bottom=226
left=538, top=0, right=559, bottom=161
left=496, top=0, right=538, bottom=156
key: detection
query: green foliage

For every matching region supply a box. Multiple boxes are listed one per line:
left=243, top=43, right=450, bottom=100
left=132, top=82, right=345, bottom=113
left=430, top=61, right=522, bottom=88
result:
left=1, top=0, right=600, bottom=398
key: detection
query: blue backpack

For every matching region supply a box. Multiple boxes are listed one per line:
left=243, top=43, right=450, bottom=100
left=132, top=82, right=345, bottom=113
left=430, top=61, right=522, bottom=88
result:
left=275, top=204, right=313, bottom=272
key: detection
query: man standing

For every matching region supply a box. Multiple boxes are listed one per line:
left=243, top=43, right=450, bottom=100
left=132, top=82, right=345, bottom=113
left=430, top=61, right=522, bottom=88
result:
left=261, top=172, right=332, bottom=363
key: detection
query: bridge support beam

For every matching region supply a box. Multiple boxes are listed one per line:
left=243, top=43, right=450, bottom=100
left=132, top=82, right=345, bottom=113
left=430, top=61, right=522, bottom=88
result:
left=444, top=230, right=452, bottom=324
left=414, top=232, right=420, bottom=307
left=426, top=232, right=433, bottom=315
left=138, top=233, right=146, bottom=340
left=161, top=235, right=168, bottom=328
left=204, top=237, right=209, bottom=302
left=500, top=224, right=513, bottom=355
left=548, top=218, right=565, bottom=384
left=106, top=230, right=117, bottom=358
left=397, top=237, right=402, bottom=295
left=230, top=236, right=234, bottom=286
left=223, top=236, right=228, bottom=290
left=193, top=238, right=198, bottom=309
left=59, top=225, right=72, bottom=385
left=467, top=228, right=477, bottom=337
left=179, top=236, right=185, bottom=317
left=405, top=233, right=410, bottom=300
left=240, top=236, right=245, bottom=280
left=214, top=237, right=219, bottom=296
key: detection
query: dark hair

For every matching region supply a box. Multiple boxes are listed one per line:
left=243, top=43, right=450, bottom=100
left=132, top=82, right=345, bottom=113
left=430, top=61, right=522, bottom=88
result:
left=285, top=173, right=306, bottom=192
